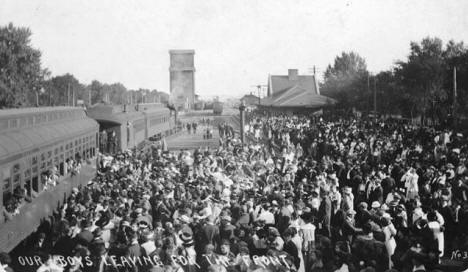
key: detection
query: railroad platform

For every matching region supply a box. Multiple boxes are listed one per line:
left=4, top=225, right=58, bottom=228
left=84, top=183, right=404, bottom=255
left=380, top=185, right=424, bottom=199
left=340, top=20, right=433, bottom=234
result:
left=166, top=125, right=220, bottom=151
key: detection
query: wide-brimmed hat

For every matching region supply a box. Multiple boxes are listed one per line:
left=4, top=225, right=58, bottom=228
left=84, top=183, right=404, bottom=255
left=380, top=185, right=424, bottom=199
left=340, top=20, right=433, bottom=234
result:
left=371, top=201, right=381, bottom=209
left=346, top=209, right=356, bottom=216
left=343, top=187, right=352, bottom=194
left=221, top=215, right=232, bottom=222
left=179, top=232, right=194, bottom=247
left=178, top=215, right=191, bottom=224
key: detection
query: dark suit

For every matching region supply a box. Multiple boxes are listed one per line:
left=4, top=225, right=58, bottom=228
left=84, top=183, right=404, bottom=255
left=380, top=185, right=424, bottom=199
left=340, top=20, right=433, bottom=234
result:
left=202, top=223, right=220, bottom=247
left=318, top=196, right=332, bottom=237
left=76, top=230, right=93, bottom=246
left=283, top=240, right=300, bottom=269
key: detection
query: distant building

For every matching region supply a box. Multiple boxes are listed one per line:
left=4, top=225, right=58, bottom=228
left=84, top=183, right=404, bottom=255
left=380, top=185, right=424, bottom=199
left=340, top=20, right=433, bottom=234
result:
left=240, top=93, right=260, bottom=106
left=169, top=50, right=195, bottom=111
left=261, top=69, right=335, bottom=114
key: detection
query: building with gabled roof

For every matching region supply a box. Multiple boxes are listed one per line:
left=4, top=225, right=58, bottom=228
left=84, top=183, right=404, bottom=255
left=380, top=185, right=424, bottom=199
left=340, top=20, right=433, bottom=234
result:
left=261, top=69, right=335, bottom=114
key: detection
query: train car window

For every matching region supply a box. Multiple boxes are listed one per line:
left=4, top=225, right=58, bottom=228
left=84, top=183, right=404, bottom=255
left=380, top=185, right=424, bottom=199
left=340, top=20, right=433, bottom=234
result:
left=47, top=160, right=52, bottom=168
left=32, top=166, right=38, bottom=174
left=75, top=140, right=78, bottom=146
left=60, top=146, right=64, bottom=152
left=54, top=148, right=59, bottom=155
left=40, top=161, right=46, bottom=170
left=32, top=156, right=38, bottom=165
left=9, top=118, right=18, bottom=129
left=13, top=164, right=20, bottom=174
left=20, top=117, right=27, bottom=128
left=59, top=162, right=65, bottom=176
left=25, top=180, right=32, bottom=198
left=13, top=174, right=20, bottom=188
left=0, top=119, right=8, bottom=130
left=24, top=169, right=31, bottom=179
left=41, top=153, right=46, bottom=161
left=47, top=151, right=52, bottom=158
left=3, top=177, right=11, bottom=193
left=32, top=176, right=38, bottom=193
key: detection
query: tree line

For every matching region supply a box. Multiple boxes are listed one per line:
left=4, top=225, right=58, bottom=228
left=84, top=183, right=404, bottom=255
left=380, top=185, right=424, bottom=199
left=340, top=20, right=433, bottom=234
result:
left=321, top=37, right=468, bottom=124
left=0, top=23, right=168, bottom=108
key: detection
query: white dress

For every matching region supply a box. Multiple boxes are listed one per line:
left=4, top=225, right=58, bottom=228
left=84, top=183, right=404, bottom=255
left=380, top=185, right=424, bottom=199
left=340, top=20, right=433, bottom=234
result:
left=383, top=223, right=397, bottom=267
left=428, top=221, right=444, bottom=257
left=292, top=234, right=305, bottom=272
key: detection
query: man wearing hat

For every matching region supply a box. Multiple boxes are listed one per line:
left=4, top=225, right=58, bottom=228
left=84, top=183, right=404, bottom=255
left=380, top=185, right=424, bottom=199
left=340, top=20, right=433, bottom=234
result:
left=219, top=215, right=235, bottom=241
left=179, top=231, right=197, bottom=270
left=342, top=209, right=362, bottom=244
left=202, top=215, right=220, bottom=249
left=219, top=239, right=235, bottom=263
left=140, top=230, right=157, bottom=257
left=76, top=220, right=94, bottom=246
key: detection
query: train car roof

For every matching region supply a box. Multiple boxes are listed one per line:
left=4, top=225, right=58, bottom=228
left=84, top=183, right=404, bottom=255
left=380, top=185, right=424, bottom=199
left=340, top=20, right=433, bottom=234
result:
left=0, top=106, right=80, bottom=117
left=0, top=107, right=98, bottom=163
left=87, top=103, right=170, bottom=124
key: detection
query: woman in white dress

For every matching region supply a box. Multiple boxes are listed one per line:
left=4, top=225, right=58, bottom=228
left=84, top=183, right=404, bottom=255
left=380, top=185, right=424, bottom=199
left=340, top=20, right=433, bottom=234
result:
left=427, top=211, right=444, bottom=257
left=381, top=214, right=397, bottom=268
left=290, top=227, right=305, bottom=272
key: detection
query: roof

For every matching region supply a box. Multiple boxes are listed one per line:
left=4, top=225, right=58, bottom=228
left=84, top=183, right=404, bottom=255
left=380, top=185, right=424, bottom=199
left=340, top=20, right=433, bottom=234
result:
left=0, top=106, right=77, bottom=118
left=268, top=75, right=319, bottom=96
left=87, top=104, right=144, bottom=124
left=261, top=85, right=335, bottom=108
left=169, top=50, right=195, bottom=54
left=0, top=117, right=98, bottom=162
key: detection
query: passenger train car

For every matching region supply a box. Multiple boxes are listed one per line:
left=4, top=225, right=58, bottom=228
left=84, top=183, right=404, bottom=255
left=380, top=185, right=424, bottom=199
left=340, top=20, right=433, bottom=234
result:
left=87, top=103, right=174, bottom=153
left=0, top=107, right=99, bottom=252
left=0, top=104, right=174, bottom=252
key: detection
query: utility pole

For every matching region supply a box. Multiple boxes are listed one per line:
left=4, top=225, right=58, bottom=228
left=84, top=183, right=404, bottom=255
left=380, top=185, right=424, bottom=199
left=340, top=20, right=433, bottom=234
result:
left=367, top=72, right=370, bottom=113
left=251, top=85, right=267, bottom=105
left=453, top=67, right=457, bottom=116
left=67, top=83, right=70, bottom=106
left=374, top=76, right=377, bottom=121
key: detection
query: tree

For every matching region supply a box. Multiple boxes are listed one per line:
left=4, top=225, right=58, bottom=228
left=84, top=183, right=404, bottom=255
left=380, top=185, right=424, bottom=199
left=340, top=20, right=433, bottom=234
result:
left=0, top=23, right=49, bottom=108
left=105, top=83, right=127, bottom=104
left=443, top=40, right=468, bottom=116
left=321, top=52, right=368, bottom=110
left=395, top=37, right=449, bottom=123
left=45, top=74, right=84, bottom=106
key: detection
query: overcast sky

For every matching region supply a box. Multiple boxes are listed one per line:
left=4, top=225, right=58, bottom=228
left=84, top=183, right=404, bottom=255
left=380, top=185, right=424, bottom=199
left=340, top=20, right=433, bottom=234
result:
left=1, top=0, right=468, bottom=99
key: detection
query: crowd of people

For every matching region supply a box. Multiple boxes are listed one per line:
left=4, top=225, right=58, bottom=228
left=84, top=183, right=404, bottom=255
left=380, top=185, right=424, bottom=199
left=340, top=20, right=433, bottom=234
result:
left=2, top=113, right=468, bottom=272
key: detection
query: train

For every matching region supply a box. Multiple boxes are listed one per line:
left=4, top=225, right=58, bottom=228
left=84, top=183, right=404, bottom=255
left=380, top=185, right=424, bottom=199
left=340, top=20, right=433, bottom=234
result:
left=213, top=101, right=224, bottom=115
left=0, top=107, right=98, bottom=252
left=87, top=103, right=175, bottom=153
left=0, top=103, right=175, bottom=252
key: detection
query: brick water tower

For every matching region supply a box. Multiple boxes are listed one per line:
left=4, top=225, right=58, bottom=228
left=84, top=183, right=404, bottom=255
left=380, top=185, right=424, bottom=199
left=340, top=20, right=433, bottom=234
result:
left=169, top=50, right=195, bottom=110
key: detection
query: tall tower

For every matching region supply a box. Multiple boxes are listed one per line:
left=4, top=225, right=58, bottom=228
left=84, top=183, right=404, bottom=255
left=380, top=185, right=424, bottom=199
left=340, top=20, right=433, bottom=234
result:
left=169, top=50, right=195, bottom=110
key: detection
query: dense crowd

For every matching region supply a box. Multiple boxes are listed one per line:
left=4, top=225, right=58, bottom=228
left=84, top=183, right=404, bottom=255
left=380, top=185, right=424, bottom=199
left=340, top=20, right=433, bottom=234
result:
left=3, top=114, right=468, bottom=272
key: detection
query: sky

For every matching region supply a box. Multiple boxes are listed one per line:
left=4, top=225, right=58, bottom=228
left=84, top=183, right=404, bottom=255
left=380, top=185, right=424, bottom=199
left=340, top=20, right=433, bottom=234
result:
left=1, top=0, right=468, bottom=99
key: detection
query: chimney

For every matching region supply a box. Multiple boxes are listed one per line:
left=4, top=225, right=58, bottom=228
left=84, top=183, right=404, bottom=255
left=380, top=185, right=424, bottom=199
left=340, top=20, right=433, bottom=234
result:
left=288, top=69, right=298, bottom=81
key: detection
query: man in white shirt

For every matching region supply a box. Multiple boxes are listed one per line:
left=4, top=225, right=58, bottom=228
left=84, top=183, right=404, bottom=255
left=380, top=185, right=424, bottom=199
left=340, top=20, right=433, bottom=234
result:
left=257, top=203, right=275, bottom=225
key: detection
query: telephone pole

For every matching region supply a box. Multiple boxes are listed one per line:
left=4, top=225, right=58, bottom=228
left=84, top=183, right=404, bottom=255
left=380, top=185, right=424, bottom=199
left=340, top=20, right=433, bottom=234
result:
left=373, top=76, right=377, bottom=121
left=453, top=67, right=457, bottom=116
left=367, top=73, right=370, bottom=113
left=67, top=83, right=70, bottom=106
